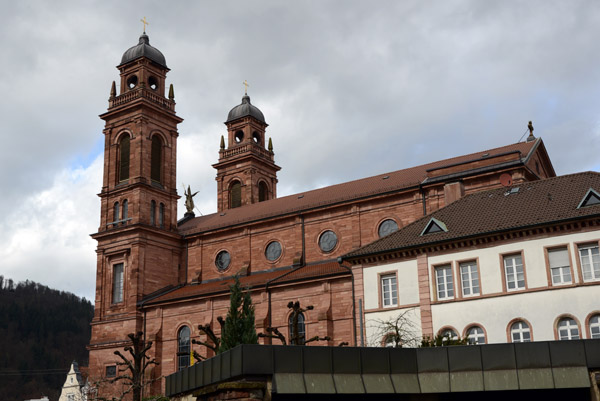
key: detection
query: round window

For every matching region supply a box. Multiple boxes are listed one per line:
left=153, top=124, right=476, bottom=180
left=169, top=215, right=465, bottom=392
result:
left=252, top=132, right=260, bottom=143
left=234, top=131, right=244, bottom=143
left=215, top=250, right=231, bottom=271
left=265, top=241, right=282, bottom=261
left=318, top=230, right=338, bottom=253
left=148, top=76, right=158, bottom=91
left=126, top=75, right=138, bottom=89
left=378, top=219, right=399, bottom=238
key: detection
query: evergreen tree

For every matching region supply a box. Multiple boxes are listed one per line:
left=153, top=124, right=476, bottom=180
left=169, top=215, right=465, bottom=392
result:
left=218, top=276, right=258, bottom=353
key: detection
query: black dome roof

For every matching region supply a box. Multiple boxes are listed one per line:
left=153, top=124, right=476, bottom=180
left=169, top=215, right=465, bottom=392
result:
left=226, top=95, right=266, bottom=124
left=120, top=34, right=167, bottom=68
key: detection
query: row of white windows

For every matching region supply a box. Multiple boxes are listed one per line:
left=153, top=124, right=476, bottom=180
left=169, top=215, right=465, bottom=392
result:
left=420, top=315, right=600, bottom=346
left=381, top=242, right=599, bottom=307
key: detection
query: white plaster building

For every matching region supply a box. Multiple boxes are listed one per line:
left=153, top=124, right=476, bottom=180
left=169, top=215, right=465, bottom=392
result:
left=58, top=361, right=86, bottom=401
left=343, top=172, right=600, bottom=347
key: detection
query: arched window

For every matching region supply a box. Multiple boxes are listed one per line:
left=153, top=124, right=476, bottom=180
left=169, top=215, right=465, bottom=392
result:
left=150, top=200, right=156, bottom=226
left=177, top=326, right=190, bottom=370
left=258, top=181, right=268, bottom=202
left=114, top=202, right=120, bottom=224
left=590, top=314, right=600, bottom=339
left=558, top=317, right=579, bottom=340
left=288, top=312, right=306, bottom=345
left=122, top=199, right=128, bottom=223
left=230, top=181, right=242, bottom=209
left=466, top=326, right=485, bottom=344
left=159, top=203, right=165, bottom=229
left=510, top=320, right=531, bottom=343
left=118, top=135, right=130, bottom=182
left=151, top=135, right=162, bottom=183
left=440, top=328, right=458, bottom=344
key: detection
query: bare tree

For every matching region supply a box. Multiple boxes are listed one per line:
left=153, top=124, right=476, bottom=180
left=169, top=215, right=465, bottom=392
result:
left=366, top=308, right=421, bottom=348
left=88, top=332, right=159, bottom=401
left=259, top=301, right=332, bottom=345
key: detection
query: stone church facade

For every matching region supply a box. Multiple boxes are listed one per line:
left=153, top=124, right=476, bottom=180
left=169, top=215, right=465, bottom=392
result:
left=87, top=34, right=556, bottom=396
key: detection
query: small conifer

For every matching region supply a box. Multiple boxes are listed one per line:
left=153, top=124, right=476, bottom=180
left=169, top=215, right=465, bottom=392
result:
left=218, top=276, right=258, bottom=353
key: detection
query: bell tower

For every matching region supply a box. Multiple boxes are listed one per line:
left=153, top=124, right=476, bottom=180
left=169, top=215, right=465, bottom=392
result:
left=213, top=91, right=280, bottom=211
left=89, top=32, right=183, bottom=388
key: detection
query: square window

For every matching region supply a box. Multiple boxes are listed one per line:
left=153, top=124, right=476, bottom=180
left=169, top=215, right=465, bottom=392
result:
left=459, top=261, right=480, bottom=296
left=380, top=274, right=397, bottom=307
left=435, top=265, right=454, bottom=300
left=106, top=365, right=117, bottom=377
left=503, top=254, right=525, bottom=291
left=547, top=247, right=572, bottom=285
left=578, top=243, right=600, bottom=282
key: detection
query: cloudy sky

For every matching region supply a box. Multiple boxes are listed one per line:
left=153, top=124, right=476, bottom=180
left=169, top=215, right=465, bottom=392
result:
left=1, top=1, right=599, bottom=302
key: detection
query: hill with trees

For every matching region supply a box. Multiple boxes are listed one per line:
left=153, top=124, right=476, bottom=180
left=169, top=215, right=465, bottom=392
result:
left=0, top=276, right=93, bottom=400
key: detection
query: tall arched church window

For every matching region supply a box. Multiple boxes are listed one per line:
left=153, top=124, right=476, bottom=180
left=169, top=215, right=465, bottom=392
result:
left=289, top=312, right=306, bottom=345
left=177, top=326, right=190, bottom=370
left=230, top=181, right=241, bottom=209
left=118, top=135, right=130, bottom=182
left=122, top=200, right=128, bottom=223
left=151, top=135, right=162, bottom=183
left=258, top=181, right=268, bottom=202
left=159, top=203, right=165, bottom=229
left=150, top=200, right=156, bottom=226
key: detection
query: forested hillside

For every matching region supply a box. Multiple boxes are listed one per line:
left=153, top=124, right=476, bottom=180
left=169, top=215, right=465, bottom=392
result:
left=0, top=277, right=93, bottom=400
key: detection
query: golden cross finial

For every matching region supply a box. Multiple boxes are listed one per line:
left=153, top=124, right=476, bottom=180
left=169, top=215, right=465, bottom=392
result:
left=243, top=80, right=249, bottom=95
left=140, top=16, right=149, bottom=33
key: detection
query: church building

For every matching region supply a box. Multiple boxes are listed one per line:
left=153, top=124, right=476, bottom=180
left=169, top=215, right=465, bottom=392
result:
left=87, top=33, right=556, bottom=396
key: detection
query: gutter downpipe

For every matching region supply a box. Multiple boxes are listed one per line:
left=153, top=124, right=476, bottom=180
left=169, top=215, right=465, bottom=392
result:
left=419, top=183, right=427, bottom=216
left=337, top=257, right=358, bottom=346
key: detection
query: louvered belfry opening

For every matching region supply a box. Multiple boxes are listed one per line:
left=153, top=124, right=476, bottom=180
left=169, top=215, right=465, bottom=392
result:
left=230, top=181, right=242, bottom=208
left=151, top=135, right=162, bottom=183
left=118, top=135, right=130, bottom=182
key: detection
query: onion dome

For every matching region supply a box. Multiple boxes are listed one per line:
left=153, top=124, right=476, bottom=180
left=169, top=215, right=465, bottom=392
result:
left=119, top=33, right=167, bottom=68
left=226, top=95, right=266, bottom=124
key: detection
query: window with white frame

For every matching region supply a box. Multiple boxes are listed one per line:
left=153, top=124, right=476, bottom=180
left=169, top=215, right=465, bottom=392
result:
left=558, top=317, right=579, bottom=340
left=466, top=326, right=485, bottom=344
left=380, top=274, right=398, bottom=307
left=578, top=243, right=600, bottom=282
left=590, top=315, right=600, bottom=339
left=441, top=328, right=458, bottom=344
left=459, top=261, right=480, bottom=296
left=112, top=263, right=124, bottom=304
left=503, top=254, right=525, bottom=291
left=510, top=321, right=531, bottom=343
left=435, top=265, right=454, bottom=300
left=548, top=247, right=572, bottom=285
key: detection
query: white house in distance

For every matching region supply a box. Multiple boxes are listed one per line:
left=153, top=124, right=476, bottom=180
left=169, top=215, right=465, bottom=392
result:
left=58, top=361, right=87, bottom=401
left=342, top=172, right=600, bottom=346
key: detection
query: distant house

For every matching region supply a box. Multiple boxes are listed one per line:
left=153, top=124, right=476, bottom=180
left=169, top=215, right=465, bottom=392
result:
left=58, top=361, right=86, bottom=401
left=342, top=172, right=600, bottom=346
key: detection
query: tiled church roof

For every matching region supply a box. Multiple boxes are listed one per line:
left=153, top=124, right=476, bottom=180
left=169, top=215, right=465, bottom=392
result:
left=142, top=260, right=348, bottom=306
left=343, top=171, right=600, bottom=260
left=179, top=140, right=539, bottom=235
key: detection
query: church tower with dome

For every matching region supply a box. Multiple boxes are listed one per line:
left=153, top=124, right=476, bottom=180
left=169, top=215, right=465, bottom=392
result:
left=88, top=31, right=184, bottom=390
left=213, top=91, right=281, bottom=211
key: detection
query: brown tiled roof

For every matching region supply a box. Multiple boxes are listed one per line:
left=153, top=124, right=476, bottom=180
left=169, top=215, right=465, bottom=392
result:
left=179, top=140, right=538, bottom=235
left=343, top=172, right=600, bottom=260
left=142, top=260, right=350, bottom=306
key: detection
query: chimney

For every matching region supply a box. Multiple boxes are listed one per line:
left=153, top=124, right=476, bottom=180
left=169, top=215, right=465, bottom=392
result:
left=444, top=181, right=465, bottom=205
